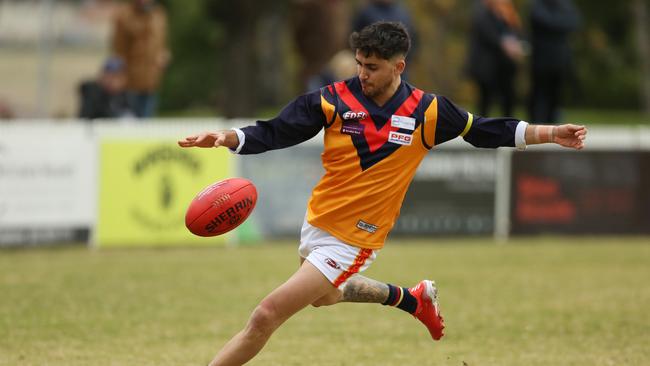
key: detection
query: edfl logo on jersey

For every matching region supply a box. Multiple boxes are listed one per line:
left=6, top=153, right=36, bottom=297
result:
left=341, top=110, right=367, bottom=136
left=343, top=111, right=367, bottom=121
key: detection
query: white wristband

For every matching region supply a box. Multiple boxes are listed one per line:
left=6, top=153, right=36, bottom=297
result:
left=515, top=121, right=528, bottom=151
left=230, top=128, right=245, bottom=154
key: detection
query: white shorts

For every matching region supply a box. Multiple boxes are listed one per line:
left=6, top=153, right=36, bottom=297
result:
left=299, top=218, right=377, bottom=288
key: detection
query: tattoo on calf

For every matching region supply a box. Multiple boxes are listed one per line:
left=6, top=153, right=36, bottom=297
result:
left=341, top=275, right=390, bottom=303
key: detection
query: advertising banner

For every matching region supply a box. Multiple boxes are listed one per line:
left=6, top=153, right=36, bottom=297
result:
left=0, top=124, right=94, bottom=246
left=510, top=151, right=650, bottom=235
left=394, top=149, right=497, bottom=236
left=96, top=140, right=234, bottom=247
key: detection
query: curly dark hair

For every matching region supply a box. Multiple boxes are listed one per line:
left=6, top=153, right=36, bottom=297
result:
left=349, top=21, right=411, bottom=60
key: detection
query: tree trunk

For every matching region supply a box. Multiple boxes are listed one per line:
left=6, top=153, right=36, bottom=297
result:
left=222, top=24, right=257, bottom=118
left=257, top=12, right=290, bottom=108
left=209, top=0, right=271, bottom=118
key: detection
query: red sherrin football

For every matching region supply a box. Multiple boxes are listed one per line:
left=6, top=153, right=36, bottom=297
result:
left=185, top=178, right=257, bottom=237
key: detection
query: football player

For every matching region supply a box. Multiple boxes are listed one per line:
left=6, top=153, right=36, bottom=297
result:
left=179, top=21, right=586, bottom=366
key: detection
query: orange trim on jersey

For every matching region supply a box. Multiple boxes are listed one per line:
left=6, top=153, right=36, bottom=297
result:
left=423, top=97, right=438, bottom=149
left=332, top=248, right=373, bottom=288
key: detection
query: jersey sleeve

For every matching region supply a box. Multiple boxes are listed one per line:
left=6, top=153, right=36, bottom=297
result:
left=239, top=90, right=326, bottom=154
left=434, top=96, right=519, bottom=148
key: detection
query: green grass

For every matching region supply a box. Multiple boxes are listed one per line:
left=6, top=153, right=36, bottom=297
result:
left=1, top=238, right=648, bottom=366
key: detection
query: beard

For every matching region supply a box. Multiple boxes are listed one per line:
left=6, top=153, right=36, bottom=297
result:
left=361, top=78, right=392, bottom=99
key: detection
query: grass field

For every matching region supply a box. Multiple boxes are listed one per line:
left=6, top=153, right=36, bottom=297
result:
left=1, top=238, right=648, bottom=366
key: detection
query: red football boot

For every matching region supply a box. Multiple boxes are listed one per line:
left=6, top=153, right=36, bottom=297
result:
left=409, top=280, right=445, bottom=341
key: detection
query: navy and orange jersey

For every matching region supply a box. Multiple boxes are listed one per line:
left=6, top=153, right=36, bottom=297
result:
left=238, top=77, right=522, bottom=249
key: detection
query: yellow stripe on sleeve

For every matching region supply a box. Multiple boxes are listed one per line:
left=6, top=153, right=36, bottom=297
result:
left=460, top=112, right=473, bottom=137
left=320, top=95, right=337, bottom=125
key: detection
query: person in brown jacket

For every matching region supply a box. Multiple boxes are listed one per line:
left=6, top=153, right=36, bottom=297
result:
left=112, top=0, right=170, bottom=118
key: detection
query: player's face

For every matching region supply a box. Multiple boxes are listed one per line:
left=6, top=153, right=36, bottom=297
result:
left=355, top=50, right=405, bottom=100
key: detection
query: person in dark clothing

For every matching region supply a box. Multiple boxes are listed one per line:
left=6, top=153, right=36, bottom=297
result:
left=352, top=0, right=418, bottom=79
left=466, top=0, right=525, bottom=117
left=528, top=0, right=581, bottom=124
left=78, top=57, right=134, bottom=120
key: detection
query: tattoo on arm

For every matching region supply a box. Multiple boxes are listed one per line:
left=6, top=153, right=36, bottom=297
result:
left=341, top=275, right=389, bottom=304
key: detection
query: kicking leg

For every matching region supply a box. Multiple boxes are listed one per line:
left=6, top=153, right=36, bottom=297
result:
left=209, top=260, right=335, bottom=366
left=311, top=275, right=445, bottom=341
left=296, top=221, right=443, bottom=341
left=310, top=274, right=389, bottom=306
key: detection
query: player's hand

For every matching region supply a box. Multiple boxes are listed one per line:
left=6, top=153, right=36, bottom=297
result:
left=178, top=131, right=230, bottom=148
left=553, top=124, right=587, bottom=150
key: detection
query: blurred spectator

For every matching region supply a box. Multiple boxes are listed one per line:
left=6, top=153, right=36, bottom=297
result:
left=78, top=57, right=134, bottom=120
left=291, top=0, right=347, bottom=92
left=466, top=0, right=525, bottom=117
left=528, top=0, right=581, bottom=124
left=0, top=98, right=14, bottom=120
left=306, top=50, right=358, bottom=91
left=112, top=0, right=170, bottom=118
left=351, top=0, right=418, bottom=79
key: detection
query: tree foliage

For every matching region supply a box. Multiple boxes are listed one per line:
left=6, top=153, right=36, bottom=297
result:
left=158, top=0, right=648, bottom=116
left=571, top=0, right=642, bottom=108
left=158, top=0, right=223, bottom=113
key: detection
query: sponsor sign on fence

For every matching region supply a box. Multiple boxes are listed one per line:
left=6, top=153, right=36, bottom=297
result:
left=394, top=149, right=497, bottom=236
left=0, top=123, right=95, bottom=246
left=96, top=140, right=233, bottom=247
left=2, top=122, right=648, bottom=247
left=510, top=151, right=650, bottom=235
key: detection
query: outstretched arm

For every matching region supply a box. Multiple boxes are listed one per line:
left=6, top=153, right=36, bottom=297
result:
left=178, top=90, right=325, bottom=154
left=433, top=96, right=587, bottom=150
left=525, top=123, right=587, bottom=149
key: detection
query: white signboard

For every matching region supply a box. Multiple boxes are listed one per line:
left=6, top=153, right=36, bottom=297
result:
left=0, top=123, right=95, bottom=244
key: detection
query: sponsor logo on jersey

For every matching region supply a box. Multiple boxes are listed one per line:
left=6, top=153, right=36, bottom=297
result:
left=390, top=115, right=416, bottom=130
left=325, top=257, right=341, bottom=269
left=341, top=122, right=365, bottom=136
left=388, top=131, right=413, bottom=146
left=356, top=220, right=379, bottom=233
left=343, top=111, right=368, bottom=121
